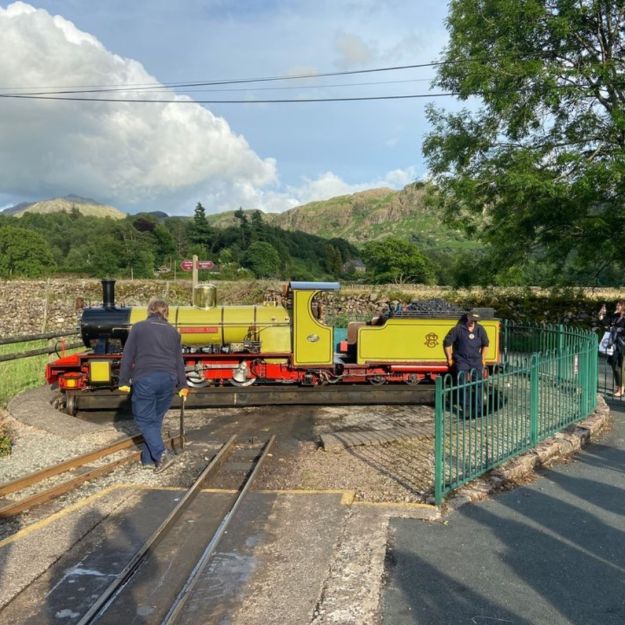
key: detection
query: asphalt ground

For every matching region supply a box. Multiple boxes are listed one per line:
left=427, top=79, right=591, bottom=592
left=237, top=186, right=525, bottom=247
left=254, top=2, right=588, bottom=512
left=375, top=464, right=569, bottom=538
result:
left=382, top=400, right=625, bottom=625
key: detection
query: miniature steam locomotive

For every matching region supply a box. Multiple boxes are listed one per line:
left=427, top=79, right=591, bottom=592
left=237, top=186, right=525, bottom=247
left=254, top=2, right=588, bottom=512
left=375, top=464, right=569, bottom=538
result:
left=46, top=280, right=501, bottom=414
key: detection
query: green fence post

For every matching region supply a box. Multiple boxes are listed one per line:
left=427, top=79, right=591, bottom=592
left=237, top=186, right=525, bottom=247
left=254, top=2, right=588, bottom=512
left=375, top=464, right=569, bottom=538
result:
left=592, top=335, right=599, bottom=411
left=434, top=375, right=444, bottom=506
left=502, top=320, right=509, bottom=364
left=580, top=343, right=589, bottom=416
left=530, top=353, right=539, bottom=447
left=557, top=324, right=564, bottom=382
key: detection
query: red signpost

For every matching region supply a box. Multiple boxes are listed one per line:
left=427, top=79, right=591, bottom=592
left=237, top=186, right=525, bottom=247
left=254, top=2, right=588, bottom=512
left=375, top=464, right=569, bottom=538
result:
left=180, top=259, right=214, bottom=271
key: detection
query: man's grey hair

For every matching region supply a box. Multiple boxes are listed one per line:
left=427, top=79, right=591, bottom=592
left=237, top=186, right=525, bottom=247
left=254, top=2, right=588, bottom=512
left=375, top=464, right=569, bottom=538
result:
left=147, top=297, right=169, bottom=318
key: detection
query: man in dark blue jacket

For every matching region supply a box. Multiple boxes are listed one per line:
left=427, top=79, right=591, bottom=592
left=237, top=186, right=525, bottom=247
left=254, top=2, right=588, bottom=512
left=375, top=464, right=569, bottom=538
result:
left=118, top=298, right=188, bottom=471
left=443, top=312, right=489, bottom=418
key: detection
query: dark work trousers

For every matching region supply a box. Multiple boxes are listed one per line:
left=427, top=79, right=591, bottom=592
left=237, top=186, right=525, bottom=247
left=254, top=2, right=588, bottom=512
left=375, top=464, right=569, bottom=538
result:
left=131, top=371, right=176, bottom=465
left=454, top=367, right=484, bottom=419
left=608, top=351, right=625, bottom=389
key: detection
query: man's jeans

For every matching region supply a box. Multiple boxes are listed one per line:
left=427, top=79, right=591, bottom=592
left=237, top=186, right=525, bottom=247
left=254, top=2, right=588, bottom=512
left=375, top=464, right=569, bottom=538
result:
left=131, top=371, right=176, bottom=465
left=455, top=367, right=484, bottom=419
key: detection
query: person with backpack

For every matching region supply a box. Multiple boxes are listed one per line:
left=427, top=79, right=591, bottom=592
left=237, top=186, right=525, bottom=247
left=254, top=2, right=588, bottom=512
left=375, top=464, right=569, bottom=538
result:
left=599, top=300, right=625, bottom=397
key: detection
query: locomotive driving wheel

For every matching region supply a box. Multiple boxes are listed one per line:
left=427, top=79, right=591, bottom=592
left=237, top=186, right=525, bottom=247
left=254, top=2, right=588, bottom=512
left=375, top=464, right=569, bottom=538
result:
left=367, top=375, right=387, bottom=385
left=230, top=377, right=257, bottom=387
left=65, top=392, right=78, bottom=416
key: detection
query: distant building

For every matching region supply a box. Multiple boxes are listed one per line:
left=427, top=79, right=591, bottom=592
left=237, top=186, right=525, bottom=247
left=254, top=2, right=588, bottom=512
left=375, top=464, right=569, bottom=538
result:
left=342, top=259, right=366, bottom=274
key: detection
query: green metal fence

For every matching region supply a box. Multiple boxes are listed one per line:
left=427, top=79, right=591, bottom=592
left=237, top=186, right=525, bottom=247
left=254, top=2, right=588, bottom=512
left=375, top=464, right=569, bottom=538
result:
left=434, top=322, right=598, bottom=505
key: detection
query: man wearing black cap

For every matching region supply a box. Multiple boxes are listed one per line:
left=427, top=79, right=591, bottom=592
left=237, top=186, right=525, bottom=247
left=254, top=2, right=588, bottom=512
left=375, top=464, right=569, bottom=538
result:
left=443, top=311, right=489, bottom=418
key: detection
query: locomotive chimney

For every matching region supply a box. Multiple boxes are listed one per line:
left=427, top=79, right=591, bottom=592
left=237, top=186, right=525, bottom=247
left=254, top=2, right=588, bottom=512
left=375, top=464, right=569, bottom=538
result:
left=101, top=279, right=116, bottom=309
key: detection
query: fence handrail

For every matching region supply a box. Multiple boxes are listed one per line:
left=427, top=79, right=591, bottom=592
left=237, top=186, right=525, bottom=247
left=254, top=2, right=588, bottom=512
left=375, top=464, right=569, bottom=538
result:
left=0, top=329, right=79, bottom=346
left=0, top=341, right=83, bottom=363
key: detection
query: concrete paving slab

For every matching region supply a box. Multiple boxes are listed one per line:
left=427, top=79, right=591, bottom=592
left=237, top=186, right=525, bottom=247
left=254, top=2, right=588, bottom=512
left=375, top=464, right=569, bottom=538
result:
left=177, top=491, right=349, bottom=625
left=0, top=487, right=191, bottom=624
left=0, top=488, right=363, bottom=625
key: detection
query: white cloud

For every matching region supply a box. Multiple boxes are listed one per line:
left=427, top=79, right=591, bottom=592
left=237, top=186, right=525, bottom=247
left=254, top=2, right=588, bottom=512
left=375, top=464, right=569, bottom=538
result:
left=0, top=2, right=276, bottom=209
left=333, top=32, right=376, bottom=69
left=0, top=2, right=429, bottom=217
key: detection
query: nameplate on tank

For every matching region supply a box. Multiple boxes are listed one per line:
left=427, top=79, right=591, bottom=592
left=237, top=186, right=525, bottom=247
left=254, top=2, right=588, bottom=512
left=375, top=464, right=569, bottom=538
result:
left=179, top=326, right=219, bottom=333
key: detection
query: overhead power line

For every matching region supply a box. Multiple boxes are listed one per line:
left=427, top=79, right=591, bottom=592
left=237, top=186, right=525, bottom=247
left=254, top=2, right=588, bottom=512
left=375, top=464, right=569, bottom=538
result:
left=2, top=77, right=436, bottom=97
left=0, top=92, right=457, bottom=104
left=0, top=61, right=443, bottom=95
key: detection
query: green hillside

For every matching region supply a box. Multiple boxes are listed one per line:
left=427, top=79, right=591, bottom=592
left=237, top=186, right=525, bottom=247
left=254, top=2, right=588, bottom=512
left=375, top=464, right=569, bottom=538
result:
left=208, top=183, right=473, bottom=251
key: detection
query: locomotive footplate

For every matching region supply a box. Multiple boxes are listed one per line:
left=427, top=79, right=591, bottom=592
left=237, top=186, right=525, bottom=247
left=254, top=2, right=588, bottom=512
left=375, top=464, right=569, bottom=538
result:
left=68, top=384, right=435, bottom=412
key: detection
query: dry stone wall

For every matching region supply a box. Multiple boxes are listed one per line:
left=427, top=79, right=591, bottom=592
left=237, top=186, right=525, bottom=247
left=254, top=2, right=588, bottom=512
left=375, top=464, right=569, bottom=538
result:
left=0, top=279, right=386, bottom=337
left=0, top=279, right=616, bottom=338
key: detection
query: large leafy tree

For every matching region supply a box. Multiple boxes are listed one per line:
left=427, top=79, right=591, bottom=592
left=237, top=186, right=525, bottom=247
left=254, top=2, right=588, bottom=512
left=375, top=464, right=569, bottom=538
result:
left=424, top=0, right=625, bottom=285
left=0, top=226, right=56, bottom=277
left=242, top=241, right=282, bottom=278
left=362, top=238, right=435, bottom=284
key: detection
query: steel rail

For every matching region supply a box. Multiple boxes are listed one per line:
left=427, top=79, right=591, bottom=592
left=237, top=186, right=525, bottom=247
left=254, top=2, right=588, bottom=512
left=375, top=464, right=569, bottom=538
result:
left=0, top=433, right=181, bottom=517
left=161, top=434, right=276, bottom=625
left=75, top=435, right=238, bottom=625
left=0, top=453, right=139, bottom=517
left=0, top=434, right=144, bottom=496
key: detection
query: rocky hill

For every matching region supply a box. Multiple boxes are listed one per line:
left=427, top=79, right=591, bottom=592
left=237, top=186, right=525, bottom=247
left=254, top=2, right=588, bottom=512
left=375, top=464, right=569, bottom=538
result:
left=3, top=195, right=125, bottom=220
left=3, top=184, right=465, bottom=248
left=207, top=183, right=467, bottom=246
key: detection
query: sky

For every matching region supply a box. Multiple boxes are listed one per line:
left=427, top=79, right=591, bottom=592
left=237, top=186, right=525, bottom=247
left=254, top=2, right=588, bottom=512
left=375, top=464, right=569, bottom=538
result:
left=0, top=1, right=455, bottom=215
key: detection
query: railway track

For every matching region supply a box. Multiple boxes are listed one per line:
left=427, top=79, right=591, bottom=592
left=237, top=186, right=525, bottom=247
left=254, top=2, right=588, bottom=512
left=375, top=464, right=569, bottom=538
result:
left=0, top=435, right=274, bottom=625
left=0, top=432, right=183, bottom=518
left=20, top=436, right=275, bottom=625
left=73, top=435, right=273, bottom=625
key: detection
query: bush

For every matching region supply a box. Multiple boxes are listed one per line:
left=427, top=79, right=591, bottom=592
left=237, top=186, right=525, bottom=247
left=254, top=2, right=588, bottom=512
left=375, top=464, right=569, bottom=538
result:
left=0, top=422, right=12, bottom=457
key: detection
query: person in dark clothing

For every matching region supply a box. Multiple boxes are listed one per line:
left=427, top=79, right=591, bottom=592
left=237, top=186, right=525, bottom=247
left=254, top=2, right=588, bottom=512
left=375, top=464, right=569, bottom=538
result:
left=443, top=312, right=489, bottom=418
left=118, top=298, right=189, bottom=470
left=599, top=300, right=625, bottom=397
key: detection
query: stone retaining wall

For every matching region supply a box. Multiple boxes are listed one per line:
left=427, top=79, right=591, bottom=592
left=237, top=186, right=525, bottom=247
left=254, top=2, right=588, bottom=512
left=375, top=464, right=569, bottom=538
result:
left=0, top=279, right=610, bottom=338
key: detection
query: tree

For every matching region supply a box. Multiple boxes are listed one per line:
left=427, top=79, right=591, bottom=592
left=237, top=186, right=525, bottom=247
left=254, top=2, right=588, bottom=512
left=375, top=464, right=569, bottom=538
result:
left=234, top=207, right=252, bottom=249
left=0, top=226, right=56, bottom=277
left=361, top=238, right=435, bottom=284
left=424, top=0, right=625, bottom=285
left=323, top=243, right=343, bottom=276
left=242, top=241, right=281, bottom=278
left=64, top=237, right=123, bottom=276
left=189, top=202, right=213, bottom=250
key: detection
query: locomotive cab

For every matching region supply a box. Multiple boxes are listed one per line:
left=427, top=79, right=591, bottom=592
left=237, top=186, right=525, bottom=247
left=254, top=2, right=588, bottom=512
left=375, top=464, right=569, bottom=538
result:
left=289, top=281, right=339, bottom=367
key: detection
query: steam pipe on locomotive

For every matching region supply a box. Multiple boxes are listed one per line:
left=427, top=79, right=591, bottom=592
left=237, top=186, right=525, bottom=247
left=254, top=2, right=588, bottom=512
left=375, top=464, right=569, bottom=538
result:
left=46, top=280, right=501, bottom=413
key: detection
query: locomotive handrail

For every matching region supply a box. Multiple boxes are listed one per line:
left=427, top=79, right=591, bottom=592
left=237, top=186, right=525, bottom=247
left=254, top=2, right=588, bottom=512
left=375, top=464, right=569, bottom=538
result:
left=0, top=329, right=79, bottom=346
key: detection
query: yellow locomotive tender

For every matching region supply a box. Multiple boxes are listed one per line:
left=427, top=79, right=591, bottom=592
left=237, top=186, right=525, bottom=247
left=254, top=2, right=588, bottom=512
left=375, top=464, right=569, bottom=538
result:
left=46, top=280, right=500, bottom=405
